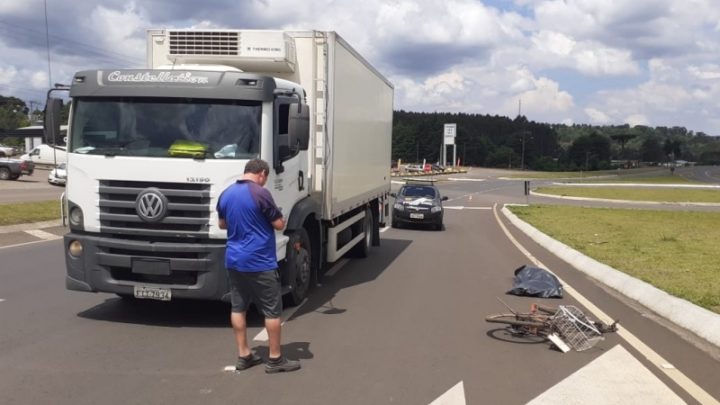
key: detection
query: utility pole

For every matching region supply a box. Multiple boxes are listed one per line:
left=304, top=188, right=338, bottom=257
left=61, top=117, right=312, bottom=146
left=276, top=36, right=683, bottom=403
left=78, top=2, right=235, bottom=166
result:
left=585, top=151, right=590, bottom=171
left=521, top=133, right=526, bottom=170
left=28, top=100, right=41, bottom=122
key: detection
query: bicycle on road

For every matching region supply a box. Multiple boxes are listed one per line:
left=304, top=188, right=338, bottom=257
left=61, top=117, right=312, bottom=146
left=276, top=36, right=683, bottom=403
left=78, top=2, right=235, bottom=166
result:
left=485, top=299, right=618, bottom=351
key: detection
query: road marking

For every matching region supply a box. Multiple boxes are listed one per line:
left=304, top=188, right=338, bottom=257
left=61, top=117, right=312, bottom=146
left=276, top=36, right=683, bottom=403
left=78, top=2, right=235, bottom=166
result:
left=0, top=299, right=5, bottom=302
left=380, top=225, right=390, bottom=233
left=493, top=203, right=719, bottom=405
left=253, top=298, right=308, bottom=342
left=444, top=206, right=492, bottom=210
left=528, top=345, right=684, bottom=404
left=0, top=238, right=60, bottom=250
left=447, top=178, right=485, bottom=182
left=429, top=381, right=465, bottom=405
left=24, top=229, right=62, bottom=240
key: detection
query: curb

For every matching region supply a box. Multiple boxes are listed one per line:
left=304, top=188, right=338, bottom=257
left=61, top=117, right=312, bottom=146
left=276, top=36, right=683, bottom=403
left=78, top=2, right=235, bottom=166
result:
left=501, top=204, right=720, bottom=349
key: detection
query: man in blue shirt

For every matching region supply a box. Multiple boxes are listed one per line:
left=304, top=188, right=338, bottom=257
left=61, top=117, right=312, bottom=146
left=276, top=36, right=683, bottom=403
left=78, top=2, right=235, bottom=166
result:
left=217, top=159, right=301, bottom=373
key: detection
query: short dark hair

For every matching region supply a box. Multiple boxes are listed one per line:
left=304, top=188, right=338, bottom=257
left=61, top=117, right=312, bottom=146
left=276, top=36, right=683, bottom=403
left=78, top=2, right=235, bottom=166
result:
left=244, top=159, right=270, bottom=175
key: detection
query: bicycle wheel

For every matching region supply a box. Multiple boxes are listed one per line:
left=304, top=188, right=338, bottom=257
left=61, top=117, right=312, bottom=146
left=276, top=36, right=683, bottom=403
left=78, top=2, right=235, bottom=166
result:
left=485, top=315, right=549, bottom=344
left=485, top=314, right=547, bottom=330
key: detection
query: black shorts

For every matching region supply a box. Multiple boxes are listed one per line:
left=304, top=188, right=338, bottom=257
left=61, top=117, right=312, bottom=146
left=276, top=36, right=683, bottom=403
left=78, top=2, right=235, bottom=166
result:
left=227, top=269, right=282, bottom=318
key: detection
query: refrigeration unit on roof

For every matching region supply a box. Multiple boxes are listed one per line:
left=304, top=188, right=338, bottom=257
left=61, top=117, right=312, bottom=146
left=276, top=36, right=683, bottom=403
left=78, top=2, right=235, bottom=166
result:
left=147, top=29, right=297, bottom=73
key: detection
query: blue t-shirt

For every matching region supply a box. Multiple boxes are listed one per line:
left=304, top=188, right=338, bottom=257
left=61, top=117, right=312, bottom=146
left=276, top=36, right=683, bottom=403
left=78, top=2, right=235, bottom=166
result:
left=217, top=180, right=282, bottom=272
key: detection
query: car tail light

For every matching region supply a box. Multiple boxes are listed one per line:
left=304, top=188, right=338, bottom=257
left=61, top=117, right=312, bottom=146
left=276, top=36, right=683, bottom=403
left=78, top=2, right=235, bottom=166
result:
left=19, top=161, right=27, bottom=171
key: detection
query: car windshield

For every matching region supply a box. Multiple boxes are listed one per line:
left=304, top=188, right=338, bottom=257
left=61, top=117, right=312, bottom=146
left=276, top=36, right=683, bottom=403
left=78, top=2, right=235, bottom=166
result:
left=401, top=186, right=437, bottom=198
left=70, top=97, right=261, bottom=159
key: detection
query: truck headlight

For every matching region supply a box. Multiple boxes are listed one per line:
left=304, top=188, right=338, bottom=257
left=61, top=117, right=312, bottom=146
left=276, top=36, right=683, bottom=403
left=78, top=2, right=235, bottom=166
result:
left=393, top=203, right=404, bottom=211
left=69, top=206, right=83, bottom=227
left=431, top=206, right=442, bottom=213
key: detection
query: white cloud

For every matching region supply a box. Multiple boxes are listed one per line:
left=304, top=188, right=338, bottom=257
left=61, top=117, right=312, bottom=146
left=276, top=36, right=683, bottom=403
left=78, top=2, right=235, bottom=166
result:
left=688, top=64, right=720, bottom=80
left=84, top=2, right=148, bottom=62
left=532, top=31, right=576, bottom=56
left=573, top=45, right=639, bottom=76
left=585, top=108, right=611, bottom=124
left=509, top=74, right=574, bottom=114
left=2, top=0, right=720, bottom=134
left=0, top=66, right=19, bottom=85
left=30, top=72, right=48, bottom=89
left=626, top=114, right=649, bottom=127
left=0, top=0, right=36, bottom=15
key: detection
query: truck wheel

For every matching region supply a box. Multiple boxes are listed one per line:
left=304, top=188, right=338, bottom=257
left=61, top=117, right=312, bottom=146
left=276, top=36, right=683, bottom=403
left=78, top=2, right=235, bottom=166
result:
left=0, top=167, right=10, bottom=180
left=285, top=228, right=312, bottom=306
left=349, top=208, right=372, bottom=257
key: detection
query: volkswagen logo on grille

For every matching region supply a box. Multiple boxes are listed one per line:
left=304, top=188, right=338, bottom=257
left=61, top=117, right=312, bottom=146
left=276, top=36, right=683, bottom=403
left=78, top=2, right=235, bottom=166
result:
left=135, top=188, right=169, bottom=223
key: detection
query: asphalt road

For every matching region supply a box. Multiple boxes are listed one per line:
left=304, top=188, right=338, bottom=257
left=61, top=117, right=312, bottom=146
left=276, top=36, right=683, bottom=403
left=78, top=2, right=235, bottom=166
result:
left=0, top=168, right=65, bottom=203
left=1, top=168, right=719, bottom=404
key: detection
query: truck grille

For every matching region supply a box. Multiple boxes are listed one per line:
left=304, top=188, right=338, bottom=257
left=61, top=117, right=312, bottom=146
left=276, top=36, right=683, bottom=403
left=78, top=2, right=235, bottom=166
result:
left=169, top=31, right=239, bottom=55
left=99, top=180, right=211, bottom=238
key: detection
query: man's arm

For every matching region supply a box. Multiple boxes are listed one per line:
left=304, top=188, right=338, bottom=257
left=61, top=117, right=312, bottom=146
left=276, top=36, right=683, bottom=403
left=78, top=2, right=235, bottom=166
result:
left=218, top=218, right=227, bottom=230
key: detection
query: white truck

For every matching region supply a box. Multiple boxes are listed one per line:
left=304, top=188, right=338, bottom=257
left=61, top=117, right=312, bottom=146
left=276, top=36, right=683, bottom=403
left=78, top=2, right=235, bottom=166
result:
left=21, top=143, right=67, bottom=167
left=45, top=29, right=394, bottom=304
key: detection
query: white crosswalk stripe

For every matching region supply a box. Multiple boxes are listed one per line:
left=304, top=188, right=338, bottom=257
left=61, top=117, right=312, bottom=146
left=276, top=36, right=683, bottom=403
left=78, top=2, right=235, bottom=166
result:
left=24, top=230, right=62, bottom=240
left=528, top=345, right=686, bottom=404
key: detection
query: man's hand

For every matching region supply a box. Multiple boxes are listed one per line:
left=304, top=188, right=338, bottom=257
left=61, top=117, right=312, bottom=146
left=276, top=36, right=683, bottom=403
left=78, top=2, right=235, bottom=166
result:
left=271, top=216, right=285, bottom=231
left=218, top=218, right=227, bottom=230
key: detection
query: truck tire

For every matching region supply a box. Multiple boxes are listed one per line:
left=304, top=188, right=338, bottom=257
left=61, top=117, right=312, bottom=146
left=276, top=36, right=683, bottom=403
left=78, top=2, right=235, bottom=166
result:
left=349, top=208, right=372, bottom=258
left=0, top=167, right=10, bottom=180
left=285, top=228, right=312, bottom=306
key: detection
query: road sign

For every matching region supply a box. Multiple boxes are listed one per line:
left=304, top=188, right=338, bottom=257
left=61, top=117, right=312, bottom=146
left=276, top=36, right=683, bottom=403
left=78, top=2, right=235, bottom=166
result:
left=444, top=123, right=456, bottom=145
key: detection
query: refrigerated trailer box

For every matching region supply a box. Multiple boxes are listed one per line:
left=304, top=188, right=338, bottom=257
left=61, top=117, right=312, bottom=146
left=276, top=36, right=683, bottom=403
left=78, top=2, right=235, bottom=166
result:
left=47, top=30, right=393, bottom=304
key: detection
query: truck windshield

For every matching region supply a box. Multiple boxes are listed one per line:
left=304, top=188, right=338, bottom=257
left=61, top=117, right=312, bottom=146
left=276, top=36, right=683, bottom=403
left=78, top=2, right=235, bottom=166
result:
left=70, top=97, right=261, bottom=159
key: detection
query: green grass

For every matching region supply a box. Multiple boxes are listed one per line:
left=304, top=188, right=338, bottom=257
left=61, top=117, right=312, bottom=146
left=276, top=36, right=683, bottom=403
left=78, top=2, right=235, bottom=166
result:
left=0, top=201, right=60, bottom=226
left=574, top=175, right=701, bottom=184
left=535, top=186, right=720, bottom=203
left=509, top=205, right=720, bottom=313
left=509, top=167, right=664, bottom=180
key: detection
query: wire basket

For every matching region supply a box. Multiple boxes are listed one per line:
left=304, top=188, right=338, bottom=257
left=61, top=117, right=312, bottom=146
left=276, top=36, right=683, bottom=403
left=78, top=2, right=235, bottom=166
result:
left=550, top=305, right=603, bottom=351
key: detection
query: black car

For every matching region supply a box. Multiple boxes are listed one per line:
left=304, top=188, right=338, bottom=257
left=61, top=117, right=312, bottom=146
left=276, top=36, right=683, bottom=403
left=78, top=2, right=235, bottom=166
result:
left=391, top=181, right=448, bottom=230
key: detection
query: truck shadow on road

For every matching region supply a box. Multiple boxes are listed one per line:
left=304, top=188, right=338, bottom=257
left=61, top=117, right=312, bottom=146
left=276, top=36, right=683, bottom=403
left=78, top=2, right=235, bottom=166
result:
left=288, top=238, right=412, bottom=320
left=76, top=297, right=233, bottom=328
left=76, top=237, right=413, bottom=328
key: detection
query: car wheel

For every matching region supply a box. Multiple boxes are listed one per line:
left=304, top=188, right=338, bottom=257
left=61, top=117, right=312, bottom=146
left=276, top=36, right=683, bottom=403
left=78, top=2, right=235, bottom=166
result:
left=0, top=167, right=10, bottom=180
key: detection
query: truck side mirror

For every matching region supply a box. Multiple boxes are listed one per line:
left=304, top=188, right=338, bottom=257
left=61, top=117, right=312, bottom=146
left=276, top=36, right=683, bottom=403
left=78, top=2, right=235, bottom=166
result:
left=44, top=98, right=63, bottom=145
left=288, top=103, right=309, bottom=151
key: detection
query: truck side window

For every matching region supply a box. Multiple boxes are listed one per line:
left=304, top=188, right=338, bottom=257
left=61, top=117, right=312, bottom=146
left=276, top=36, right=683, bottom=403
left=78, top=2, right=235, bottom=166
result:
left=276, top=102, right=298, bottom=162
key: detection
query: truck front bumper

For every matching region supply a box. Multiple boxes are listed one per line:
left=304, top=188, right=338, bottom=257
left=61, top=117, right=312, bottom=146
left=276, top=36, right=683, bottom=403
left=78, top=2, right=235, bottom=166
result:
left=64, top=233, right=231, bottom=301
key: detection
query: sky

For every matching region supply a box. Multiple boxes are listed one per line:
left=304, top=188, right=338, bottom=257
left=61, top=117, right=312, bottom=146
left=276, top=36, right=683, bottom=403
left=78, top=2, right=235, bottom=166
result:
left=2, top=0, right=720, bottom=135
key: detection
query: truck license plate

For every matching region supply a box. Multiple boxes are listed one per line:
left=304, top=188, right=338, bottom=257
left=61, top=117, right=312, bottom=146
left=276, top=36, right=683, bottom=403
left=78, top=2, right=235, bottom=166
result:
left=410, top=213, right=424, bottom=219
left=134, top=286, right=172, bottom=301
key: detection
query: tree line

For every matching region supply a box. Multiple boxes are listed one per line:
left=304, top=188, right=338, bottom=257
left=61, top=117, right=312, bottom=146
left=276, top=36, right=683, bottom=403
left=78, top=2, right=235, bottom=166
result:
left=3, top=93, right=720, bottom=169
left=393, top=110, right=720, bottom=170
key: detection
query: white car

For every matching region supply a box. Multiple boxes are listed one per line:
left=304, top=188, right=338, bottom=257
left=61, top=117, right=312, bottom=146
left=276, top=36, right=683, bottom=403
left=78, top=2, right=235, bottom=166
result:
left=48, top=163, right=67, bottom=185
left=0, top=144, right=17, bottom=157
